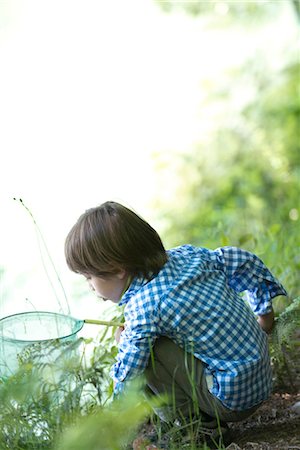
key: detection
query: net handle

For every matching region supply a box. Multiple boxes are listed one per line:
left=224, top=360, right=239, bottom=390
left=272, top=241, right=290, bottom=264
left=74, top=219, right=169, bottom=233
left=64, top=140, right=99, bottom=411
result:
left=84, top=319, right=124, bottom=327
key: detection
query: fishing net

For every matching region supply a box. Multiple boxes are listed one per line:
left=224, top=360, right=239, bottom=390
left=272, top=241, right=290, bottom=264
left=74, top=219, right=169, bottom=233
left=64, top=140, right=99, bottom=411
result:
left=0, top=311, right=84, bottom=379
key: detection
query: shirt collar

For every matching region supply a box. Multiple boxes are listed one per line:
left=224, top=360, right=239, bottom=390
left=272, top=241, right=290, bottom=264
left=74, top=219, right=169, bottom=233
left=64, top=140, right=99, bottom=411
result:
left=119, top=276, right=149, bottom=306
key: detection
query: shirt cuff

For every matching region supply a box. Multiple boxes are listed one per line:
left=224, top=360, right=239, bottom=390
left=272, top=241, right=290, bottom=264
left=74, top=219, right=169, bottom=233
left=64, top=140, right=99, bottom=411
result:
left=113, top=380, right=124, bottom=396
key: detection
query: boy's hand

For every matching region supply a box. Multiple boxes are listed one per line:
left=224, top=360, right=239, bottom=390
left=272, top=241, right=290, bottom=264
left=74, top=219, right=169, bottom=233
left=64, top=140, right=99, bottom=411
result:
left=257, top=308, right=275, bottom=334
left=115, top=325, right=125, bottom=343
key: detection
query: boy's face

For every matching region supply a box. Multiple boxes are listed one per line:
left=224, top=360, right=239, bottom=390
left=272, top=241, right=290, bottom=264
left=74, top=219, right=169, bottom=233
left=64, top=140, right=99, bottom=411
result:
left=85, top=271, right=128, bottom=304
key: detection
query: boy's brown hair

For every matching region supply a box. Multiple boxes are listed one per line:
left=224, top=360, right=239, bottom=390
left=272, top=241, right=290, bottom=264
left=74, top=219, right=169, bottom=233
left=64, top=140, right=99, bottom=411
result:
left=65, top=201, right=168, bottom=279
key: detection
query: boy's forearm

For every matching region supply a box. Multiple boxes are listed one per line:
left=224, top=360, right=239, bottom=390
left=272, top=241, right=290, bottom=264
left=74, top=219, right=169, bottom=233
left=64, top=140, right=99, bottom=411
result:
left=115, top=325, right=125, bottom=343
left=257, top=308, right=275, bottom=334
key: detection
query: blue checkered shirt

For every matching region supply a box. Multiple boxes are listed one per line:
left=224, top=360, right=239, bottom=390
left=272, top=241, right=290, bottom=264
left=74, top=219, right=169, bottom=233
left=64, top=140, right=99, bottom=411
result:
left=111, top=245, right=287, bottom=410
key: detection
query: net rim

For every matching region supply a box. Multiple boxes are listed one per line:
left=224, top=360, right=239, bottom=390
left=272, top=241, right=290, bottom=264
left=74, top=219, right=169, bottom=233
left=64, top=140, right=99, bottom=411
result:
left=0, top=311, right=84, bottom=343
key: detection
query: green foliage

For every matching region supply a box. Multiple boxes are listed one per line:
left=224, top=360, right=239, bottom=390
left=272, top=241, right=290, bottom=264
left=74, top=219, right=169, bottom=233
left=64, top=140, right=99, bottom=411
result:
left=0, top=338, right=155, bottom=450
left=0, top=335, right=117, bottom=449
left=270, top=296, right=300, bottom=392
left=154, top=59, right=300, bottom=299
left=55, top=384, right=153, bottom=450
left=155, top=0, right=282, bottom=22
left=272, top=296, right=300, bottom=348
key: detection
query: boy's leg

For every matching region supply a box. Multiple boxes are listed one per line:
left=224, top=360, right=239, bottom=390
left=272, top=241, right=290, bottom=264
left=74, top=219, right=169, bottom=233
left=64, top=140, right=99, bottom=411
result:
left=145, top=336, right=259, bottom=423
left=145, top=336, right=210, bottom=422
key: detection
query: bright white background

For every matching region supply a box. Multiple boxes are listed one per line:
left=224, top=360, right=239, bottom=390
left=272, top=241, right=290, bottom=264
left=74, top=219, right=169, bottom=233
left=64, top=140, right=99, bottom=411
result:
left=0, top=0, right=297, bottom=321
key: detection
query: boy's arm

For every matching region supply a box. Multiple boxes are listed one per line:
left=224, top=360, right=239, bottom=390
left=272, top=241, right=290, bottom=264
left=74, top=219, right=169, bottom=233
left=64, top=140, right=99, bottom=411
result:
left=115, top=325, right=125, bottom=344
left=257, top=294, right=289, bottom=334
left=257, top=307, right=275, bottom=334
left=111, top=302, right=159, bottom=395
left=111, top=328, right=157, bottom=394
left=214, top=246, right=288, bottom=316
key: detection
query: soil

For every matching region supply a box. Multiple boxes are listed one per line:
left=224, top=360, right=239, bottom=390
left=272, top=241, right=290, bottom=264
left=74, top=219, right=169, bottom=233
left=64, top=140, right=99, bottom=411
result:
left=228, top=392, right=300, bottom=449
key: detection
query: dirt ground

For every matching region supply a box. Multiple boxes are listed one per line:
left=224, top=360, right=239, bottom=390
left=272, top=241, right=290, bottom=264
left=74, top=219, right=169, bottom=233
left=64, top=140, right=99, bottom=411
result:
left=228, top=392, right=300, bottom=449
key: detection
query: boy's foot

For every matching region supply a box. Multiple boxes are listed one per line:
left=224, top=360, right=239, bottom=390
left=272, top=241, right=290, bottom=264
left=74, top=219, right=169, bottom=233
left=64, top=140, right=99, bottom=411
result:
left=173, top=417, right=232, bottom=449
left=183, top=420, right=232, bottom=448
left=132, top=417, right=232, bottom=449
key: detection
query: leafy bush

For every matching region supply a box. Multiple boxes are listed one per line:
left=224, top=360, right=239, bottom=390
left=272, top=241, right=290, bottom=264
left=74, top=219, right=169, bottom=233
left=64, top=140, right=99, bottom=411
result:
left=0, top=334, right=117, bottom=449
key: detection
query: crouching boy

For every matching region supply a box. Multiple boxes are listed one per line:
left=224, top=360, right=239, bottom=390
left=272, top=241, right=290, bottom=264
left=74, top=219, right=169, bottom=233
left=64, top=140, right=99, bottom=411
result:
left=65, top=201, right=288, bottom=448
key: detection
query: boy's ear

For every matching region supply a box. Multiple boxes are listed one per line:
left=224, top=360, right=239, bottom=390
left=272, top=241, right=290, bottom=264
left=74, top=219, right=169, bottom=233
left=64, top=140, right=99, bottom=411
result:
left=116, top=269, right=127, bottom=279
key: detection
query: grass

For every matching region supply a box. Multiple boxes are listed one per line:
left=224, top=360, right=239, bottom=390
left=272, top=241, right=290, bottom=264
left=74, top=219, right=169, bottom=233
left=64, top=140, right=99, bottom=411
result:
left=0, top=322, right=122, bottom=450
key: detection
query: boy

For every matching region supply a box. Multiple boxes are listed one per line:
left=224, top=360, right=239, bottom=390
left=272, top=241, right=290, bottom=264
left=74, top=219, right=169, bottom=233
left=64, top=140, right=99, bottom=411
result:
left=65, top=201, right=287, bottom=448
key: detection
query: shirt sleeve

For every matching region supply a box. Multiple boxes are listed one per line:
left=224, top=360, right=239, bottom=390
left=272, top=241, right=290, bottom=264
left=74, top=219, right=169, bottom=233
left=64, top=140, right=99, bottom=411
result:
left=214, top=246, right=288, bottom=315
left=110, top=295, right=159, bottom=394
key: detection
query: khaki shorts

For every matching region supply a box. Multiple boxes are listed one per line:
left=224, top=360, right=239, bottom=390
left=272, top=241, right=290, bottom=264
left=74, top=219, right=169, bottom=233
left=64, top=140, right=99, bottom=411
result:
left=145, top=336, right=260, bottom=423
